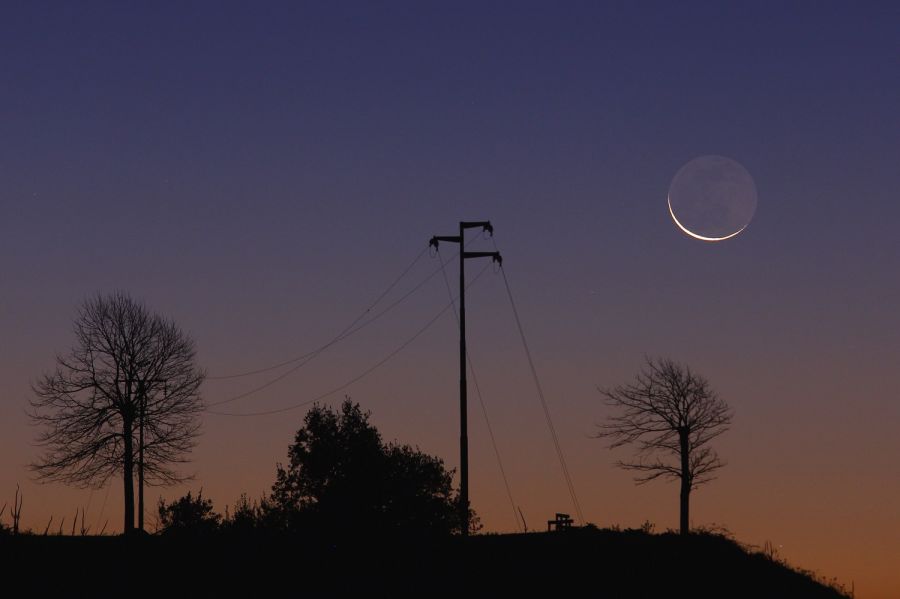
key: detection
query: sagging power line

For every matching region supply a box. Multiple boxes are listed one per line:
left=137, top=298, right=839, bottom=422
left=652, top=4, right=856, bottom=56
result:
left=206, top=238, right=485, bottom=408
left=207, top=245, right=430, bottom=381
left=490, top=235, right=585, bottom=525
left=206, top=248, right=458, bottom=408
left=206, top=262, right=493, bottom=417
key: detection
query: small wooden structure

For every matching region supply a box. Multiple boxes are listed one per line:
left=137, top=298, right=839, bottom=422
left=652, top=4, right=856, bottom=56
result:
left=547, top=513, right=573, bottom=532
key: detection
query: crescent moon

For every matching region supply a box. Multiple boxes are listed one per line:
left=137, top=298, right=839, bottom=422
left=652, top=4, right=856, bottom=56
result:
left=667, top=194, right=747, bottom=242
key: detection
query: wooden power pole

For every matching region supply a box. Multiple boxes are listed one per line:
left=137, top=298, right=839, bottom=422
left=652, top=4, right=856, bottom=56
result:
left=430, top=221, right=501, bottom=536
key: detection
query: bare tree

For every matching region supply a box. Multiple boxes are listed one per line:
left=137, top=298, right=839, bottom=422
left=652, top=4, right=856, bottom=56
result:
left=29, top=291, right=205, bottom=535
left=596, top=357, right=732, bottom=534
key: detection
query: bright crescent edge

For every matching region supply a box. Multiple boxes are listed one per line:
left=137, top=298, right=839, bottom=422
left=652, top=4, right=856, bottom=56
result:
left=667, top=194, right=747, bottom=242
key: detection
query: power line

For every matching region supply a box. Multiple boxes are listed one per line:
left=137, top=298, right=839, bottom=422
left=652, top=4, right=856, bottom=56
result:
left=496, top=257, right=585, bottom=525
left=205, top=247, right=461, bottom=408
left=206, top=262, right=493, bottom=417
left=437, top=249, right=523, bottom=533
left=208, top=245, right=430, bottom=380
left=210, top=237, right=482, bottom=382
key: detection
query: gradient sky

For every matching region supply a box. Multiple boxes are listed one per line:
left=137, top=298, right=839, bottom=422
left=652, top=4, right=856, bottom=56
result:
left=1, top=2, right=898, bottom=596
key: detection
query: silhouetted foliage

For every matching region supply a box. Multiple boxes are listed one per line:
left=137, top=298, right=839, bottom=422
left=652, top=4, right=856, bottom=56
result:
left=29, top=291, right=205, bottom=534
left=269, top=399, right=471, bottom=538
left=157, top=490, right=221, bottom=535
left=597, top=357, right=733, bottom=534
left=221, top=494, right=274, bottom=534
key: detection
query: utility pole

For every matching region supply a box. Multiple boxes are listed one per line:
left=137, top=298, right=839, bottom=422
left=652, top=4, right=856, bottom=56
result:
left=430, top=221, right=501, bottom=536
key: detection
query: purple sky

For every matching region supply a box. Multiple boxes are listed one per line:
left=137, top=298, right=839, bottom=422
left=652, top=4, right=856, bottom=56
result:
left=1, top=2, right=898, bottom=596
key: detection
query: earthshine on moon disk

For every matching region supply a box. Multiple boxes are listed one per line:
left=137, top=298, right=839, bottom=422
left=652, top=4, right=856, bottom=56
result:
left=667, top=155, right=758, bottom=242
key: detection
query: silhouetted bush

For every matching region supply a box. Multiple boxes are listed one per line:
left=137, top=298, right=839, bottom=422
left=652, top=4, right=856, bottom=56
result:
left=268, top=399, right=472, bottom=539
left=221, top=494, right=274, bottom=534
left=157, top=490, right=221, bottom=535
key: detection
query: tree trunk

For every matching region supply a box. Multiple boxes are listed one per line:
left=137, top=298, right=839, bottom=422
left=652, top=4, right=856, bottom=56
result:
left=679, top=428, right=690, bottom=535
left=123, top=418, right=135, bottom=535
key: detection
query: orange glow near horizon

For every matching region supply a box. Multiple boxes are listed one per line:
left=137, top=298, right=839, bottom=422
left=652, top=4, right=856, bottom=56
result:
left=1, top=4, right=897, bottom=597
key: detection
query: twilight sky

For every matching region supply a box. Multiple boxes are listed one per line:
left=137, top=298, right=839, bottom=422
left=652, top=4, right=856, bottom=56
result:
left=1, top=2, right=898, bottom=596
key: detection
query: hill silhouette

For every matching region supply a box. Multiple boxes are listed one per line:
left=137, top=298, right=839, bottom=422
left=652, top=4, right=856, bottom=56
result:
left=9, top=402, right=849, bottom=596
left=1, top=527, right=848, bottom=597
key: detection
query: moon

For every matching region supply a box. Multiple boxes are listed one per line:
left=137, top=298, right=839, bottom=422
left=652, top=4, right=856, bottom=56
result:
left=667, top=196, right=747, bottom=242
left=667, top=155, right=757, bottom=242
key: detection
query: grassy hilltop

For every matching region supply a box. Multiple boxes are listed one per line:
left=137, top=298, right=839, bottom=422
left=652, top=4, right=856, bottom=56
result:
left=2, top=526, right=849, bottom=598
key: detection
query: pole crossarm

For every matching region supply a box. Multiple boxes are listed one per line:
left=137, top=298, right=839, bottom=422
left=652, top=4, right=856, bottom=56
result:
left=463, top=251, right=502, bottom=265
left=429, top=235, right=461, bottom=248
left=461, top=221, right=493, bottom=235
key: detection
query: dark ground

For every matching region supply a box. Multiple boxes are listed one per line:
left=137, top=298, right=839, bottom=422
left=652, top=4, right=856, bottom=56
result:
left=2, top=527, right=849, bottom=597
